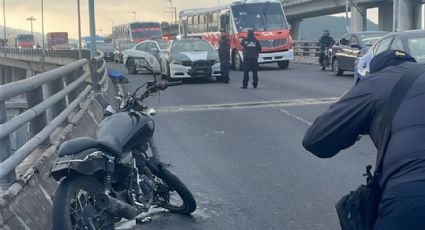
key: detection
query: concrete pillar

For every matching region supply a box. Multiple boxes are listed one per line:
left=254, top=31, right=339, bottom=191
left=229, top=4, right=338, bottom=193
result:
left=378, top=2, right=394, bottom=31
left=4, top=66, right=12, bottom=84
left=289, top=19, right=303, bottom=40
left=397, top=0, right=422, bottom=31
left=0, top=65, right=4, bottom=85
left=49, top=78, right=67, bottom=120
left=11, top=67, right=26, bottom=82
left=351, top=6, right=367, bottom=32
left=0, top=101, right=16, bottom=190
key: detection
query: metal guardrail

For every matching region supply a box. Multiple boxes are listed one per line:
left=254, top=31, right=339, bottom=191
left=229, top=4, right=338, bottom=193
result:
left=293, top=40, right=320, bottom=57
left=0, top=48, right=91, bottom=59
left=0, top=49, right=107, bottom=188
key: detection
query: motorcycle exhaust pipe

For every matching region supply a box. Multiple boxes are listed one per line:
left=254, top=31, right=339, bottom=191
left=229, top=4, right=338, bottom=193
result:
left=95, top=193, right=140, bottom=220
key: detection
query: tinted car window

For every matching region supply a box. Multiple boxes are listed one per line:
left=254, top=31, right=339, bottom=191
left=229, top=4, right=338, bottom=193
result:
left=375, top=38, right=392, bottom=54
left=408, top=37, right=425, bottom=63
left=391, top=38, right=405, bottom=51
left=350, top=36, right=360, bottom=46
left=146, top=42, right=158, bottom=52
left=136, top=43, right=148, bottom=51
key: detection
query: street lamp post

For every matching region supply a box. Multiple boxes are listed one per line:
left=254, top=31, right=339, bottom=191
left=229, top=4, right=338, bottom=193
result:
left=88, top=0, right=96, bottom=59
left=3, top=0, right=6, bottom=40
left=26, top=16, right=36, bottom=35
left=77, top=0, right=82, bottom=59
left=41, top=0, right=45, bottom=57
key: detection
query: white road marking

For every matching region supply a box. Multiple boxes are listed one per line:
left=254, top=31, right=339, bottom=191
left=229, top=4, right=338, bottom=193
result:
left=155, top=97, right=339, bottom=113
left=278, top=108, right=313, bottom=126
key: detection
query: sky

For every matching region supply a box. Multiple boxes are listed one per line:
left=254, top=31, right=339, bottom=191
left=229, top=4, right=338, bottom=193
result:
left=1, top=0, right=383, bottom=39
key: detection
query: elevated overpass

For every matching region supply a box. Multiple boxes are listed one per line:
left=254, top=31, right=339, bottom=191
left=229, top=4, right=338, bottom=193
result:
left=282, top=0, right=424, bottom=39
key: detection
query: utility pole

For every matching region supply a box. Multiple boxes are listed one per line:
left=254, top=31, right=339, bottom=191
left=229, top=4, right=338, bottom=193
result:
left=3, top=0, right=6, bottom=40
left=26, top=16, right=36, bottom=35
left=345, top=0, right=349, bottom=32
left=88, top=0, right=96, bottom=59
left=77, top=0, right=82, bottom=59
left=41, top=0, right=45, bottom=58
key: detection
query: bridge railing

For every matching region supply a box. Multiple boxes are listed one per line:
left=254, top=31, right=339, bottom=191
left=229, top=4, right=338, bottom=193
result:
left=293, top=40, right=320, bottom=57
left=0, top=50, right=107, bottom=188
left=0, top=48, right=91, bottom=59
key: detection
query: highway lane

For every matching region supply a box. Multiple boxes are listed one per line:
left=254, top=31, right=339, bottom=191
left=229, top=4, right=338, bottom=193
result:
left=106, top=62, right=375, bottom=230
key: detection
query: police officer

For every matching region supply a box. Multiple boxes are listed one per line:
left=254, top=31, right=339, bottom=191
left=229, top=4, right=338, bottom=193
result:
left=218, top=29, right=231, bottom=83
left=241, top=29, right=262, bottom=89
left=318, top=29, right=335, bottom=70
left=303, top=50, right=425, bottom=230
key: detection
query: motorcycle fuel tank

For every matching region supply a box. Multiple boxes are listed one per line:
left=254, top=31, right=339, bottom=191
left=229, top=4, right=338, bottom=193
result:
left=96, top=111, right=154, bottom=152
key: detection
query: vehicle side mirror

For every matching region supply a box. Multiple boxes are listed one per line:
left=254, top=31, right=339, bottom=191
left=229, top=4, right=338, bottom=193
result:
left=351, top=43, right=361, bottom=49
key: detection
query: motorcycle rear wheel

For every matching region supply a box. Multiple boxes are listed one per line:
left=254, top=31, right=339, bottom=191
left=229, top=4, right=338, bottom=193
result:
left=153, top=167, right=197, bottom=215
left=52, top=175, right=114, bottom=230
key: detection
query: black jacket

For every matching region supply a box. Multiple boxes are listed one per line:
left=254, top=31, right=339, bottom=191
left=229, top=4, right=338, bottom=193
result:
left=303, top=62, right=425, bottom=189
left=218, top=36, right=230, bottom=61
left=318, top=35, right=335, bottom=50
left=241, top=36, right=262, bottom=60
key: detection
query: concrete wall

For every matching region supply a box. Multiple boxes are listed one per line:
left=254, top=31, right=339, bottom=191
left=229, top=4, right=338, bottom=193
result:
left=0, top=79, right=116, bottom=230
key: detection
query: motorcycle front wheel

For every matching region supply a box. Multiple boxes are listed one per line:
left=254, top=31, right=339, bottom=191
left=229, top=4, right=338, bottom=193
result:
left=153, top=167, right=197, bottom=215
left=52, top=175, right=114, bottom=230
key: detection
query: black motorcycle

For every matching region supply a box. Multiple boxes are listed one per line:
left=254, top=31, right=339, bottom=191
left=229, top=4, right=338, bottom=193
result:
left=50, top=65, right=196, bottom=230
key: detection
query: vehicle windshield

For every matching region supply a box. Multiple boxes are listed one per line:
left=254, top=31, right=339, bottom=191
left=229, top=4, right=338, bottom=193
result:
left=17, top=35, right=34, bottom=42
left=408, top=37, right=425, bottom=63
left=360, top=33, right=387, bottom=46
left=131, top=22, right=162, bottom=40
left=171, top=40, right=214, bottom=54
left=119, top=43, right=134, bottom=50
left=231, top=2, right=288, bottom=32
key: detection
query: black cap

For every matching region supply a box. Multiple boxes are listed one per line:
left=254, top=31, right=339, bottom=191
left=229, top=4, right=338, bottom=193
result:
left=369, top=50, right=416, bottom=73
left=248, top=29, right=254, bottom=37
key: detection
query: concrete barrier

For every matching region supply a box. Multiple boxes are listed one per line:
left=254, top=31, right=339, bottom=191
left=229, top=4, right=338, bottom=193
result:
left=0, top=79, right=117, bottom=230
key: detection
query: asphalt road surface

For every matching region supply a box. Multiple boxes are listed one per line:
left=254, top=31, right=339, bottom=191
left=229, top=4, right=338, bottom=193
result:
left=106, top=62, right=375, bottom=230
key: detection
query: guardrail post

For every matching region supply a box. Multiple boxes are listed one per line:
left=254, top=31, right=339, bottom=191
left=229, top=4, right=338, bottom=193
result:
left=0, top=101, right=16, bottom=190
left=26, top=70, right=49, bottom=145
left=4, top=66, right=11, bottom=84
left=90, top=58, right=101, bottom=92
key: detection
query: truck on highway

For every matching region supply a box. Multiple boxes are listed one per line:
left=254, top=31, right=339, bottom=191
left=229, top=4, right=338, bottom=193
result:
left=179, top=0, right=294, bottom=70
left=8, top=34, right=35, bottom=48
left=47, top=32, right=70, bottom=49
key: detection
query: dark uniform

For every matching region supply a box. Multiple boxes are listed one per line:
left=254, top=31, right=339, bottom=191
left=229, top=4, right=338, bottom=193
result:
left=318, top=31, right=335, bottom=68
left=241, top=30, right=262, bottom=89
left=303, top=50, right=425, bottom=230
left=218, top=33, right=231, bottom=83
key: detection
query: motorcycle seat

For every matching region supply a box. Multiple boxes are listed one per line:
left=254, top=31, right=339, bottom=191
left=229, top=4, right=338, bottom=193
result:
left=58, top=136, right=122, bottom=157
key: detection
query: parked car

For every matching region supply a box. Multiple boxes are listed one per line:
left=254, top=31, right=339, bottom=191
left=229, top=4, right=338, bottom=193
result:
left=114, top=42, right=134, bottom=63
left=97, top=43, right=115, bottom=62
left=123, top=39, right=168, bottom=74
left=331, top=31, right=388, bottom=76
left=159, top=39, right=221, bottom=80
left=355, top=30, right=425, bottom=82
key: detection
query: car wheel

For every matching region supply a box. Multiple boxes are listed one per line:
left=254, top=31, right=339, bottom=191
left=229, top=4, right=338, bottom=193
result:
left=126, top=58, right=137, bottom=74
left=233, top=53, right=243, bottom=71
left=332, top=58, right=344, bottom=76
left=277, top=60, right=289, bottom=69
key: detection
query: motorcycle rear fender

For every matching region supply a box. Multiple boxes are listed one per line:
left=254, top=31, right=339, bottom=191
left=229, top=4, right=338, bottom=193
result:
left=50, top=148, right=107, bottom=181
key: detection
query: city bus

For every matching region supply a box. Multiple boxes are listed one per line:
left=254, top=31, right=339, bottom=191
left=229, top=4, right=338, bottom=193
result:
left=9, top=34, right=35, bottom=48
left=179, top=0, right=293, bottom=70
left=47, top=32, right=70, bottom=49
left=112, top=22, right=162, bottom=45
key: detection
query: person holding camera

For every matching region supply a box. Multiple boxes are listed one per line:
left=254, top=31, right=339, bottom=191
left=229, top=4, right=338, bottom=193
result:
left=303, top=50, right=425, bottom=230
